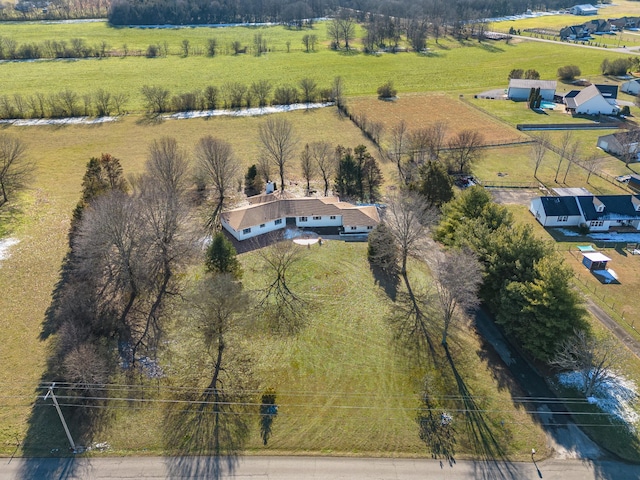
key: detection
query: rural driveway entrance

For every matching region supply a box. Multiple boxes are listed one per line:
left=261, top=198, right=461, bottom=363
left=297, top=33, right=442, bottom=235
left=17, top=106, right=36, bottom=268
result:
left=474, top=308, right=604, bottom=460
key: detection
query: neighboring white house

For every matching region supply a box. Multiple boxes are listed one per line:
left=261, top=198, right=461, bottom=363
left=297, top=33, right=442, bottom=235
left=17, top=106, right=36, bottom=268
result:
left=220, top=195, right=380, bottom=241
left=564, top=84, right=619, bottom=115
left=530, top=194, right=640, bottom=231
left=621, top=78, right=640, bottom=95
left=507, top=79, right=557, bottom=101
left=597, top=129, right=640, bottom=160
left=570, top=4, right=598, bottom=15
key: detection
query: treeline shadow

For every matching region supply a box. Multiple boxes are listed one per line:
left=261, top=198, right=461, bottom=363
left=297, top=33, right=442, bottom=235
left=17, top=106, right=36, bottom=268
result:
left=162, top=389, right=251, bottom=479
left=444, top=344, right=517, bottom=480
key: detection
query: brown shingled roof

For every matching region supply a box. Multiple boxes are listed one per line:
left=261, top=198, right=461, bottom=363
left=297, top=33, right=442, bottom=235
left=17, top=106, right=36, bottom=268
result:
left=221, top=197, right=379, bottom=231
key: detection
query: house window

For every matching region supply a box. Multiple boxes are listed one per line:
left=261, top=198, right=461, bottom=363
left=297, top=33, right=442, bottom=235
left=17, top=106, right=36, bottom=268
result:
left=367, top=226, right=373, bottom=230
left=242, top=228, right=251, bottom=234
left=260, top=224, right=265, bottom=228
left=589, top=220, right=604, bottom=227
left=330, top=215, right=336, bottom=220
left=299, top=216, right=308, bottom=222
left=557, top=216, right=568, bottom=222
left=350, top=226, right=357, bottom=230
left=274, top=219, right=282, bottom=225
left=313, top=216, right=321, bottom=220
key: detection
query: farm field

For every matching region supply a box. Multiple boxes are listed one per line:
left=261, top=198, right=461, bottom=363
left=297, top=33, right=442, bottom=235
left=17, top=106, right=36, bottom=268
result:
left=0, top=24, right=633, bottom=113
left=347, top=93, right=529, bottom=148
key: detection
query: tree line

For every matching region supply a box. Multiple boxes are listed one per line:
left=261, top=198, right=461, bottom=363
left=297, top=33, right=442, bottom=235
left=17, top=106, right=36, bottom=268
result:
left=0, top=88, right=128, bottom=120
left=0, top=36, right=111, bottom=60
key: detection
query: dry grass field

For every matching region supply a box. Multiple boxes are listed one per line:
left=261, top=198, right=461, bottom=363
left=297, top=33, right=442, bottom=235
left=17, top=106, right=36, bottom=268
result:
left=347, top=93, right=529, bottom=150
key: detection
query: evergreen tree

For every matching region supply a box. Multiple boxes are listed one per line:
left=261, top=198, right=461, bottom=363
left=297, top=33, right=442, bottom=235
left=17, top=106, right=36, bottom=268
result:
left=413, top=161, right=453, bottom=208
left=206, top=232, right=242, bottom=279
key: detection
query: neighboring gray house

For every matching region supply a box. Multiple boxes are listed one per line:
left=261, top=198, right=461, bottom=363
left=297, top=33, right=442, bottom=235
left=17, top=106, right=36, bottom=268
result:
left=570, top=4, right=598, bottom=15
left=221, top=195, right=380, bottom=241
left=530, top=194, right=640, bottom=231
left=507, top=79, right=557, bottom=101
left=621, top=78, right=640, bottom=95
left=597, top=129, right=640, bottom=160
left=564, top=84, right=619, bottom=115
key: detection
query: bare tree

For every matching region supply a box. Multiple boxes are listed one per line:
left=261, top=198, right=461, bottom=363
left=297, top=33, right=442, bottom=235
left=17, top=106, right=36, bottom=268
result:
left=0, top=134, right=32, bottom=207
left=619, top=129, right=640, bottom=166
left=562, top=140, right=580, bottom=184
left=141, top=85, right=170, bottom=114
left=94, top=89, right=112, bottom=116
left=112, top=92, right=129, bottom=115
left=426, top=121, right=448, bottom=162
left=258, top=240, right=307, bottom=333
left=338, top=15, right=356, bottom=51
left=388, top=120, right=408, bottom=183
left=331, top=76, right=345, bottom=111
left=582, top=153, right=602, bottom=184
left=551, top=330, right=624, bottom=398
left=555, top=131, right=573, bottom=183
left=250, top=80, right=272, bottom=108
left=257, top=155, right=272, bottom=186
left=327, top=18, right=341, bottom=49
left=431, top=249, right=482, bottom=346
left=384, top=192, right=438, bottom=276
left=299, top=77, right=318, bottom=106
left=530, top=133, right=548, bottom=179
left=258, top=117, right=298, bottom=192
left=446, top=129, right=484, bottom=174
left=311, top=141, right=334, bottom=196
left=408, top=128, right=430, bottom=167
left=299, top=143, right=316, bottom=195
left=195, top=136, right=240, bottom=231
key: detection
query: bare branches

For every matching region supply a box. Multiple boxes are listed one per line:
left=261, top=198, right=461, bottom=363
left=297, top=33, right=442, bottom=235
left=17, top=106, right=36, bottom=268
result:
left=446, top=129, right=484, bottom=174
left=195, top=135, right=240, bottom=231
left=311, top=141, right=334, bottom=196
left=530, top=133, right=548, bottom=179
left=258, top=117, right=298, bottom=193
left=383, top=191, right=438, bottom=275
left=0, top=133, right=32, bottom=207
left=551, top=330, right=624, bottom=398
left=431, top=249, right=482, bottom=346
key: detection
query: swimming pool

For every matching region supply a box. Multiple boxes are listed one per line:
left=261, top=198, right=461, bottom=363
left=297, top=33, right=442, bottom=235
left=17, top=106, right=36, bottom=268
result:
left=539, top=101, right=556, bottom=109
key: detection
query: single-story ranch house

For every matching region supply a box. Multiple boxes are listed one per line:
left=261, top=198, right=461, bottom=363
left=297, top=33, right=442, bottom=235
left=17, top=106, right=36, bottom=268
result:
left=507, top=79, right=556, bottom=101
left=221, top=194, right=380, bottom=241
left=530, top=194, right=640, bottom=231
left=621, top=78, right=640, bottom=95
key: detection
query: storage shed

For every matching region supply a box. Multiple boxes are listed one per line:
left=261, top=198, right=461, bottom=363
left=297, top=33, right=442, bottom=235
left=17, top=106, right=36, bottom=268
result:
left=581, top=251, right=611, bottom=271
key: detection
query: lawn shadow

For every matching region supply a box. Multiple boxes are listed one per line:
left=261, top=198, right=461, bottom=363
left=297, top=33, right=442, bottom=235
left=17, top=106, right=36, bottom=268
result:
left=369, top=263, right=399, bottom=301
left=163, top=388, right=250, bottom=479
left=475, top=42, right=504, bottom=53
left=136, top=114, right=164, bottom=125
left=443, top=344, right=517, bottom=480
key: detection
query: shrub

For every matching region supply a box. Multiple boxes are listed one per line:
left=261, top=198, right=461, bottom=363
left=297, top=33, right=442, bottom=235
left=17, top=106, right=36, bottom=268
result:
left=145, top=44, right=160, bottom=58
left=557, top=65, right=581, bottom=81
left=377, top=81, right=397, bottom=99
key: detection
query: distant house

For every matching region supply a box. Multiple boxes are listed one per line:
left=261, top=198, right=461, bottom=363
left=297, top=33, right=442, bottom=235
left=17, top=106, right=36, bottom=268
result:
left=220, top=195, right=380, bottom=241
left=597, top=130, right=640, bottom=160
left=507, top=79, right=557, bottom=101
left=629, top=174, right=640, bottom=192
left=530, top=194, right=640, bottom=231
left=564, top=84, right=619, bottom=115
left=621, top=78, right=640, bottom=95
left=583, top=19, right=611, bottom=33
left=560, top=24, right=591, bottom=40
left=595, top=84, right=618, bottom=105
left=570, top=4, right=598, bottom=15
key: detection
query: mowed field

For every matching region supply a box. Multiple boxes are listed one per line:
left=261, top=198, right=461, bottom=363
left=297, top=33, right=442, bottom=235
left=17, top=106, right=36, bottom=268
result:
left=347, top=93, right=529, bottom=148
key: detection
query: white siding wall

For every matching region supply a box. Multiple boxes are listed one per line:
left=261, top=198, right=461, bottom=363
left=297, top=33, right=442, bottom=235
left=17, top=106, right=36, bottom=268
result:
left=343, top=225, right=374, bottom=233
left=508, top=87, right=554, bottom=101
left=529, top=198, right=547, bottom=225
left=543, top=215, right=582, bottom=227
left=223, top=217, right=286, bottom=241
left=295, top=215, right=342, bottom=228
left=622, top=82, right=640, bottom=95
left=576, top=96, right=618, bottom=115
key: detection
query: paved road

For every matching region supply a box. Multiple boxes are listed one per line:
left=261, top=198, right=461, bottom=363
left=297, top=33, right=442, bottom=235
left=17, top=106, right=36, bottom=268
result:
left=490, top=32, right=640, bottom=55
left=2, top=455, right=640, bottom=480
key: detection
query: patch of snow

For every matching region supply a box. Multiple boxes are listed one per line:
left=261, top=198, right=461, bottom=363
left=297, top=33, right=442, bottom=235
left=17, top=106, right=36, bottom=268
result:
left=553, top=229, right=640, bottom=243
left=558, top=370, right=639, bottom=428
left=0, top=238, right=19, bottom=262
left=555, top=228, right=581, bottom=237
left=282, top=228, right=319, bottom=240
left=164, top=102, right=334, bottom=120
left=0, top=116, right=118, bottom=127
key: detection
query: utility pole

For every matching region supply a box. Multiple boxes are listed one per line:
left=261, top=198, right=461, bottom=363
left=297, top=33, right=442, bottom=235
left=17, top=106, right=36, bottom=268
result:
left=44, top=383, right=77, bottom=453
